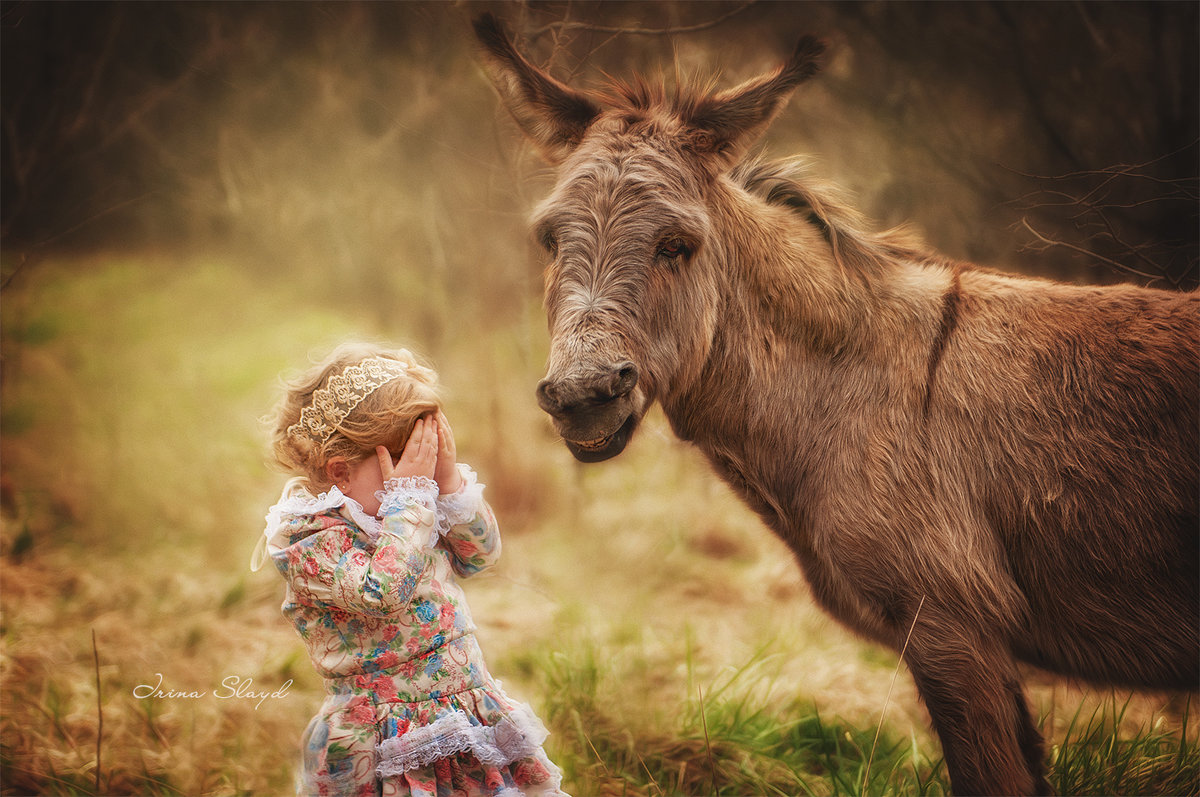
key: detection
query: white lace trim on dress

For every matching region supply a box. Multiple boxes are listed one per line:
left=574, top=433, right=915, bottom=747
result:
left=266, top=482, right=347, bottom=528
left=434, top=464, right=486, bottom=538
left=252, top=467, right=476, bottom=571
left=377, top=476, right=439, bottom=546
left=375, top=704, right=549, bottom=777
left=253, top=481, right=359, bottom=570
left=267, top=483, right=384, bottom=535
left=377, top=476, right=439, bottom=512
left=253, top=477, right=438, bottom=571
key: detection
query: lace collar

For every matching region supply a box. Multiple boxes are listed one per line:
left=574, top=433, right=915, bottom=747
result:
left=252, top=482, right=382, bottom=570
left=251, top=467, right=481, bottom=572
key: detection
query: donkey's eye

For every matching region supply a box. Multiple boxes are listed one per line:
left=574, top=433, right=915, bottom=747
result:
left=539, top=228, right=559, bottom=256
left=657, top=237, right=690, bottom=260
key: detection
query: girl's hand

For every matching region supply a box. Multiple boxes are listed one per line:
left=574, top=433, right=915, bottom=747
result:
left=379, top=416, right=437, bottom=481
left=434, top=411, right=463, bottom=495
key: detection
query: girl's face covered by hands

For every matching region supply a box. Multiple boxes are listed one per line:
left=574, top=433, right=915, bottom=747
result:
left=430, top=411, right=462, bottom=495
left=335, top=413, right=461, bottom=516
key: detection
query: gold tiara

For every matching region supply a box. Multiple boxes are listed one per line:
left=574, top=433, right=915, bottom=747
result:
left=287, top=357, right=409, bottom=443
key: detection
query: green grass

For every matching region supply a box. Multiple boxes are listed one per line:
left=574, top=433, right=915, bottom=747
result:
left=508, top=632, right=948, bottom=797
left=1, top=253, right=1195, bottom=796
left=1049, top=695, right=1199, bottom=797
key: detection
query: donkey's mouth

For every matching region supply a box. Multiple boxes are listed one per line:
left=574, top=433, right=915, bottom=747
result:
left=563, top=414, right=637, bottom=463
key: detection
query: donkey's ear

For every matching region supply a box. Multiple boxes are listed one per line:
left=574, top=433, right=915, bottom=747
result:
left=683, top=35, right=826, bottom=169
left=473, top=13, right=602, bottom=164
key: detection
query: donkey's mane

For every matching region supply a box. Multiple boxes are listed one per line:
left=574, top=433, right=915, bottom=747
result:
left=597, top=74, right=722, bottom=122
left=732, top=157, right=949, bottom=275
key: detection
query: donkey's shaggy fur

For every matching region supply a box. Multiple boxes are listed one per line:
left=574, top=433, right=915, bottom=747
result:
left=474, top=14, right=1199, bottom=796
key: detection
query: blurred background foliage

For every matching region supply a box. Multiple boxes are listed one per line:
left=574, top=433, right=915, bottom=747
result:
left=2, top=0, right=1197, bottom=292
left=1, top=2, right=1197, bottom=795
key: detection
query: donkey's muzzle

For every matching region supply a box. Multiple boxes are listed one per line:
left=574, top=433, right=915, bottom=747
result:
left=536, top=361, right=638, bottom=415
left=536, top=361, right=640, bottom=462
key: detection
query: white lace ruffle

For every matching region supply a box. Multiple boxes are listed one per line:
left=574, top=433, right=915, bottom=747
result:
left=266, top=481, right=348, bottom=529
left=343, top=498, right=384, bottom=539
left=271, top=482, right=385, bottom=537
left=375, top=704, right=549, bottom=777
left=434, top=464, right=486, bottom=538
left=377, top=476, right=440, bottom=546
left=253, top=479, right=428, bottom=570
left=378, top=476, right=438, bottom=507
left=377, top=477, right=438, bottom=516
left=253, top=481, right=362, bottom=570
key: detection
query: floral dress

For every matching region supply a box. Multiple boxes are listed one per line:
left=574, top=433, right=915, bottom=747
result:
left=258, top=465, right=565, bottom=797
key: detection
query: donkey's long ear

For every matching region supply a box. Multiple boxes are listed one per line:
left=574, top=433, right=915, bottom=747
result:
left=473, top=13, right=602, bottom=164
left=684, top=36, right=826, bottom=169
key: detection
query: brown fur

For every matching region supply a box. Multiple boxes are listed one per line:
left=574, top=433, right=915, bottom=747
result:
left=473, top=14, right=1200, bottom=796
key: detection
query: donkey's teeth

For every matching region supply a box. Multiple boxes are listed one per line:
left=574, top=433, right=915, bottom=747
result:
left=572, top=435, right=612, bottom=450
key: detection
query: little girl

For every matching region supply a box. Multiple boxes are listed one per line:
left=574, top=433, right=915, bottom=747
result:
left=253, top=342, right=565, bottom=797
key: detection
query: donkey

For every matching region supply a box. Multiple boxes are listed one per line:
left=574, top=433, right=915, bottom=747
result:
left=473, top=14, right=1199, bottom=796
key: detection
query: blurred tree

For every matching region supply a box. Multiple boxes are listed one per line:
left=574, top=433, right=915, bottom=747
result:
left=827, top=1, right=1198, bottom=287
left=1, top=2, right=228, bottom=251
left=2, top=0, right=1196, bottom=289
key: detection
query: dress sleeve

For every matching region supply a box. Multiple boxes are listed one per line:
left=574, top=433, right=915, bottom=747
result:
left=434, top=464, right=502, bottom=578
left=274, top=479, right=440, bottom=616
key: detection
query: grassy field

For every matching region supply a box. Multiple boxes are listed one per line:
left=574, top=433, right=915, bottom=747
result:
left=1, top=251, right=1196, bottom=796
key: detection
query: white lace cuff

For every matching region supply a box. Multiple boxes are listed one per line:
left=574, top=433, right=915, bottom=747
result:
left=376, top=704, right=549, bottom=777
left=377, top=477, right=439, bottom=546
left=435, top=464, right=486, bottom=538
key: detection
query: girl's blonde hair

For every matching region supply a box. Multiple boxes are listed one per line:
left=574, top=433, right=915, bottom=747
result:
left=268, top=342, right=441, bottom=490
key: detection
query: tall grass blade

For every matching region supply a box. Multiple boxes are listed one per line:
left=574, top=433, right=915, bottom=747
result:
left=864, top=594, right=925, bottom=795
left=699, top=684, right=718, bottom=796
left=93, top=628, right=103, bottom=796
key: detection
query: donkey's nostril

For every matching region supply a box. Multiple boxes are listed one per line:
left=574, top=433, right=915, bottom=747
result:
left=611, top=361, right=639, bottom=396
left=535, top=379, right=559, bottom=413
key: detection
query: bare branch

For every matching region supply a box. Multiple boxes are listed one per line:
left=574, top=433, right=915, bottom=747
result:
left=1018, top=218, right=1176, bottom=287
left=531, top=2, right=757, bottom=39
left=1001, top=140, right=1200, bottom=183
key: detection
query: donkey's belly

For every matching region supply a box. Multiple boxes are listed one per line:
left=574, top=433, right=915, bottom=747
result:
left=1012, top=564, right=1199, bottom=690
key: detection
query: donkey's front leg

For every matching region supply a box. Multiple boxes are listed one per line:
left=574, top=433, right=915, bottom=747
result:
left=904, top=612, right=1051, bottom=796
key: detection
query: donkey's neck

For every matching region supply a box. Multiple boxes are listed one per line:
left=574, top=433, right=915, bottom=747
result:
left=661, top=182, right=953, bottom=524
